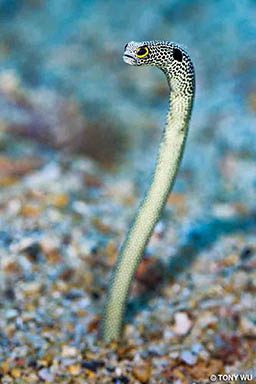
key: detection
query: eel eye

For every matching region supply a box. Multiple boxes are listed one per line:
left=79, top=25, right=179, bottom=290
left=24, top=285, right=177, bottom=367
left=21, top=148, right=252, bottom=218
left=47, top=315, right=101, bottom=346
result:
left=136, top=46, right=149, bottom=58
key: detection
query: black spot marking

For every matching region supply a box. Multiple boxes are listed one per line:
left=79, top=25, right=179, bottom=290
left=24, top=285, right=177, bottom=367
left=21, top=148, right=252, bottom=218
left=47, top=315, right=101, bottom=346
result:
left=173, top=48, right=183, bottom=62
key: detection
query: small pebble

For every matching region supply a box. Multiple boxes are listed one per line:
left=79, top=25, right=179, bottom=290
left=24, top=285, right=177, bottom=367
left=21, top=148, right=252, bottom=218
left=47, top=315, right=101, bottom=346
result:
left=10, top=368, right=21, bottom=378
left=6, top=309, right=18, bottom=319
left=173, top=312, right=192, bottom=336
left=132, top=363, right=151, bottom=383
left=61, top=345, right=78, bottom=358
left=68, top=364, right=81, bottom=375
left=0, top=361, right=9, bottom=374
left=180, top=350, right=198, bottom=365
left=113, top=376, right=129, bottom=384
left=38, top=368, right=54, bottom=382
left=115, top=367, right=123, bottom=376
left=81, top=360, right=104, bottom=372
left=191, top=343, right=203, bottom=355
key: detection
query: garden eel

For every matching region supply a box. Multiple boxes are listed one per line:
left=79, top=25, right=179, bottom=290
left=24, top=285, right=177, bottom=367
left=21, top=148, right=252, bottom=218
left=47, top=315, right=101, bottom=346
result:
left=102, top=41, right=195, bottom=342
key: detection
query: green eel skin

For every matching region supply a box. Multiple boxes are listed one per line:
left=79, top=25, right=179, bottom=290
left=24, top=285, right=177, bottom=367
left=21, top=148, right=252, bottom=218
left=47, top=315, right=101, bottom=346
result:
left=102, top=40, right=195, bottom=343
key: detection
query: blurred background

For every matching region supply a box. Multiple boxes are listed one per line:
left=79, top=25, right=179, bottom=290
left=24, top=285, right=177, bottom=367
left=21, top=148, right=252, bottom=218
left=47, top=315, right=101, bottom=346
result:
left=0, top=0, right=255, bottom=205
left=0, top=0, right=256, bottom=381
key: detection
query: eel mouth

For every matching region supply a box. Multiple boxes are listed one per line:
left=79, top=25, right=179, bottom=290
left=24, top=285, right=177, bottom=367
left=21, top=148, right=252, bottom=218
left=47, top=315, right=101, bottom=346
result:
left=123, top=54, right=137, bottom=65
